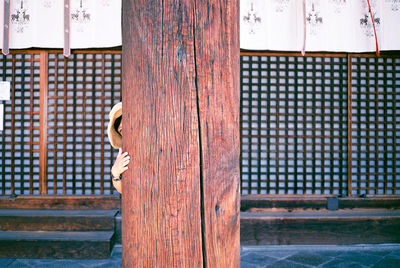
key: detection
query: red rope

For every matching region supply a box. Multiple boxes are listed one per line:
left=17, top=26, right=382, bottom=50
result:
left=366, top=0, right=380, bottom=56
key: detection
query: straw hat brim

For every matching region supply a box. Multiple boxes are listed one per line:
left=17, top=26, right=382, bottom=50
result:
left=107, top=102, right=122, bottom=149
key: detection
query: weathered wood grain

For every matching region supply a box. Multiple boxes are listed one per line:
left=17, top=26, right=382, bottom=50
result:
left=122, top=0, right=202, bottom=267
left=122, top=0, right=239, bottom=267
left=193, top=0, right=240, bottom=267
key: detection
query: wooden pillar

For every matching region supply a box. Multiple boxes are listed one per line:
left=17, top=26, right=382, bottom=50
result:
left=121, top=0, right=239, bottom=267
left=39, top=51, right=49, bottom=195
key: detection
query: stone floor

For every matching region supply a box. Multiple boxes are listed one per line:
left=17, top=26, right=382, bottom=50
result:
left=1, top=244, right=400, bottom=267
left=241, top=244, right=400, bottom=268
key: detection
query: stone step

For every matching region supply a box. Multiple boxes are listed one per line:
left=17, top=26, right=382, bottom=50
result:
left=0, top=231, right=115, bottom=259
left=0, top=209, right=118, bottom=231
left=240, top=209, right=400, bottom=245
left=115, top=211, right=122, bottom=244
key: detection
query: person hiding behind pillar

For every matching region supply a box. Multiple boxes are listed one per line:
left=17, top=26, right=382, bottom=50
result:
left=107, top=102, right=130, bottom=194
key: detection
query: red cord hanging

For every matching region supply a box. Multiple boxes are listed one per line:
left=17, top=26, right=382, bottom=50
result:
left=366, top=0, right=380, bottom=56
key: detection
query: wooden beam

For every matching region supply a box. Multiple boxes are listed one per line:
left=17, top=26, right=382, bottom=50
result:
left=241, top=196, right=400, bottom=211
left=0, top=196, right=121, bottom=210
left=240, top=50, right=347, bottom=58
left=121, top=1, right=202, bottom=266
left=347, top=54, right=353, bottom=196
left=194, top=1, right=240, bottom=267
left=2, top=196, right=399, bottom=211
left=121, top=0, right=240, bottom=267
left=39, top=51, right=49, bottom=195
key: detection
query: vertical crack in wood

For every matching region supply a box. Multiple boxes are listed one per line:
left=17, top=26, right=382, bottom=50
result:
left=161, top=0, right=164, bottom=67
left=192, top=5, right=207, bottom=268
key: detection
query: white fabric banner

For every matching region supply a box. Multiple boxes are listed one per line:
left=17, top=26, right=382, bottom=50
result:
left=1, top=0, right=399, bottom=52
left=70, top=0, right=121, bottom=48
left=240, top=0, right=303, bottom=51
left=381, top=0, right=400, bottom=50
left=240, top=0, right=400, bottom=52
left=0, top=0, right=121, bottom=50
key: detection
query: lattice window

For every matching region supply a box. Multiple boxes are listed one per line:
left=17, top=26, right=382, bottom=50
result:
left=351, top=56, right=400, bottom=195
left=46, top=52, right=121, bottom=195
left=0, top=53, right=41, bottom=195
left=240, top=55, right=348, bottom=195
left=2, top=50, right=399, bottom=197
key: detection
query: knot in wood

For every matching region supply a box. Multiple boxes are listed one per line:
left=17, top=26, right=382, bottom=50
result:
left=176, top=43, right=186, bottom=62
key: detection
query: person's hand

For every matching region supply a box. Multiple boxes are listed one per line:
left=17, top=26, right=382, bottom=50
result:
left=111, top=148, right=130, bottom=178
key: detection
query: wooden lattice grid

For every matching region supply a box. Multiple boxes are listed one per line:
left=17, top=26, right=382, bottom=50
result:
left=1, top=50, right=399, bottom=197
left=350, top=56, right=400, bottom=195
left=1, top=50, right=121, bottom=196
left=0, top=53, right=41, bottom=195
left=46, top=52, right=122, bottom=195
left=240, top=55, right=349, bottom=195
